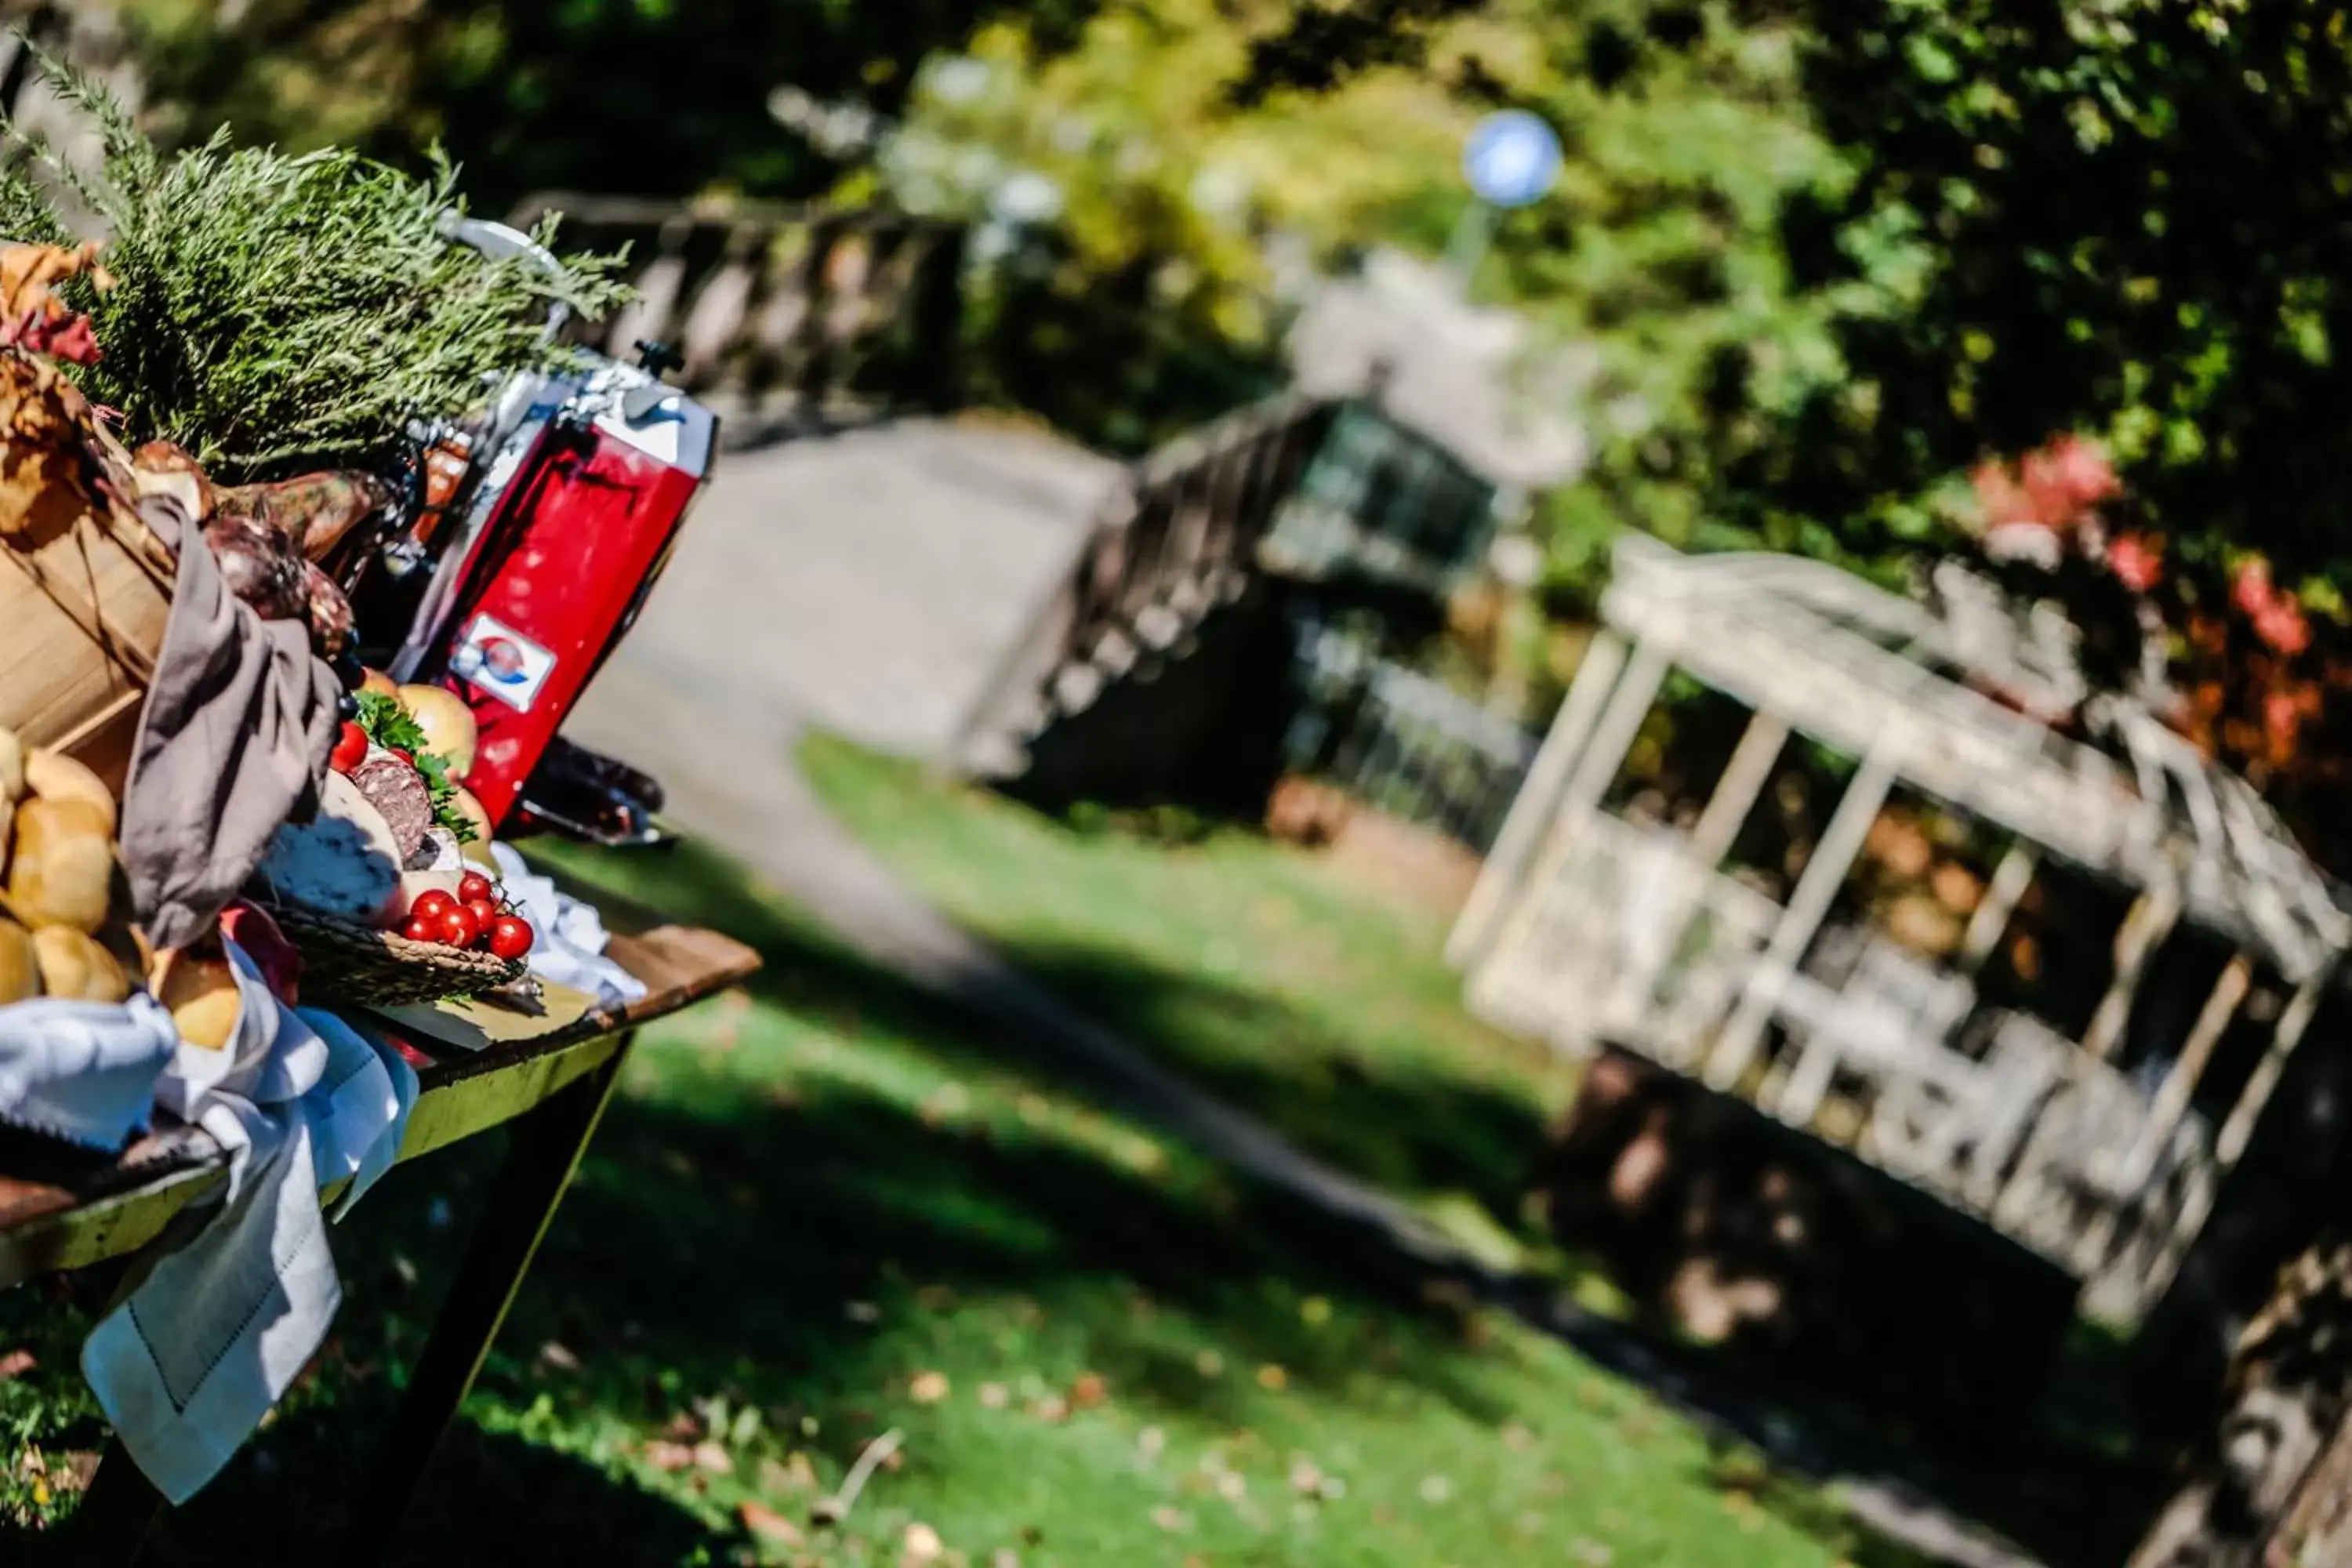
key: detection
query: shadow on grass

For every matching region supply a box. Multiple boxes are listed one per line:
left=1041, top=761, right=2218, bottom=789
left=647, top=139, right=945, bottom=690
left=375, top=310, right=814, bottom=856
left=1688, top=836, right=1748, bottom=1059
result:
left=1001, top=937, right=1551, bottom=1230
left=0, top=836, right=2156, bottom=1566
left=0, top=840, right=1564, bottom=1566
left=542, top=840, right=2168, bottom=1567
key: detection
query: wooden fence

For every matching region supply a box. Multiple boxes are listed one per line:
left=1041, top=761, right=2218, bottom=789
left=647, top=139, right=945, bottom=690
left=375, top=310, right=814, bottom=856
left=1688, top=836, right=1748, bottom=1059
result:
left=1280, top=614, right=1535, bottom=852
left=953, top=390, right=1340, bottom=784
left=507, top=194, right=969, bottom=440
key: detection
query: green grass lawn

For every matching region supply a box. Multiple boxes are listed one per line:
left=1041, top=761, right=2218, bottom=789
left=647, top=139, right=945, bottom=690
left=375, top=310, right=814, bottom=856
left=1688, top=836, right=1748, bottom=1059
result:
left=0, top=835, right=1904, bottom=1568
left=797, top=735, right=1577, bottom=1257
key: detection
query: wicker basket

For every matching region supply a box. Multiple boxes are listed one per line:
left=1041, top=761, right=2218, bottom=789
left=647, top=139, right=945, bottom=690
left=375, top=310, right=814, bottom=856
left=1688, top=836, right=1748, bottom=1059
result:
left=263, top=904, right=528, bottom=1008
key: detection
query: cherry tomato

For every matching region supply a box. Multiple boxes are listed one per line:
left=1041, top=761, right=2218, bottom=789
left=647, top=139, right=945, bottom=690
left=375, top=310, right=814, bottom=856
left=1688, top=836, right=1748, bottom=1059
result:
left=409, top=890, right=456, bottom=923
left=401, top=916, right=437, bottom=945
left=457, top=871, right=495, bottom=906
left=440, top=906, right=481, bottom=949
left=487, top=915, right=534, bottom=962
left=329, top=721, right=367, bottom=773
left=463, top=897, right=499, bottom=933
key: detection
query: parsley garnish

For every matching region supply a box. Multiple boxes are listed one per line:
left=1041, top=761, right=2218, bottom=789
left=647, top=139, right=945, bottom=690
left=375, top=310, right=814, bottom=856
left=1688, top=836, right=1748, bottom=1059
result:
left=354, top=690, right=477, bottom=844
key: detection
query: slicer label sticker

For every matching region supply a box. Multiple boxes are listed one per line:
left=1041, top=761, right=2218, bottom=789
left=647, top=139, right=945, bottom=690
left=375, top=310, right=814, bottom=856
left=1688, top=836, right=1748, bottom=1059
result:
left=451, top=611, right=556, bottom=713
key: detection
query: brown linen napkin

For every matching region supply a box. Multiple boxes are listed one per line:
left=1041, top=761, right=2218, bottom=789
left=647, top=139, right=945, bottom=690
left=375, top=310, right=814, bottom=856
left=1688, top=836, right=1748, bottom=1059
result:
left=118, top=499, right=339, bottom=951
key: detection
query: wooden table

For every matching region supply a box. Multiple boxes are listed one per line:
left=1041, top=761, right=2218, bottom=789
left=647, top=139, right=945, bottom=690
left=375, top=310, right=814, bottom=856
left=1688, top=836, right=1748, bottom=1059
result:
left=0, top=922, right=761, bottom=1566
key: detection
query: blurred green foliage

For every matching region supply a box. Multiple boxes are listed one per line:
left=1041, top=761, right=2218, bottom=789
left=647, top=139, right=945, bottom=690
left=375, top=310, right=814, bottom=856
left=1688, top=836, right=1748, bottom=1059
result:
left=111, top=0, right=1094, bottom=211
left=104, top=0, right=2352, bottom=613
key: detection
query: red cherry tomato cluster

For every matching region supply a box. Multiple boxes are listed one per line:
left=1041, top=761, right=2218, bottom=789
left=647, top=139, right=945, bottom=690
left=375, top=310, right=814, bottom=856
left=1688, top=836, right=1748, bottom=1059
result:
left=329, top=720, right=368, bottom=774
left=399, top=870, right=534, bottom=961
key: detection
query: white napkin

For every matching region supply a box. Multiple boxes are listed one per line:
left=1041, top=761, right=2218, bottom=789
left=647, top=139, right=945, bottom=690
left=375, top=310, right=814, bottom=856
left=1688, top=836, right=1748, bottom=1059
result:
left=489, top=842, right=647, bottom=1007
left=0, top=993, right=180, bottom=1150
left=80, top=942, right=419, bottom=1504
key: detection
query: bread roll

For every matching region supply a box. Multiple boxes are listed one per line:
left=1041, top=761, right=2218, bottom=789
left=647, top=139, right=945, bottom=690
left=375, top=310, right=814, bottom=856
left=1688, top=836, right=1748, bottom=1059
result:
left=155, top=949, right=239, bottom=1051
left=32, top=924, right=127, bottom=1003
left=398, top=684, right=478, bottom=778
left=9, top=797, right=114, bottom=931
left=24, top=748, right=115, bottom=833
left=0, top=916, right=35, bottom=1004
left=448, top=786, right=499, bottom=868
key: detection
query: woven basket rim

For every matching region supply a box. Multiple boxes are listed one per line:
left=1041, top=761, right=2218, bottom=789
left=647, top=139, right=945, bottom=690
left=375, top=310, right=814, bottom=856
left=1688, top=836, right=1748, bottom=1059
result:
left=260, top=900, right=528, bottom=994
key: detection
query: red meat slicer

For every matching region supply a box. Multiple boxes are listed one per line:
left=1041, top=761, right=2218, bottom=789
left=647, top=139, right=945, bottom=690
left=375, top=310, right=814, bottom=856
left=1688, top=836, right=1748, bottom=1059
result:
left=343, top=215, right=717, bottom=848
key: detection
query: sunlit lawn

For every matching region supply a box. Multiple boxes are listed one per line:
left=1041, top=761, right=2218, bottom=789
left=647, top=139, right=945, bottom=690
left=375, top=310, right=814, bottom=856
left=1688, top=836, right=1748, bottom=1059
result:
left=0, top=834, right=1900, bottom=1567
left=797, top=734, right=1578, bottom=1254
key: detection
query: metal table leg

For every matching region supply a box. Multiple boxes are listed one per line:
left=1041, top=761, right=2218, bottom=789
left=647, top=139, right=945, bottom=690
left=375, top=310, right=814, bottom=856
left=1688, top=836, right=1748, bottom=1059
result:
left=345, top=1030, right=638, bottom=1564
left=58, top=1439, right=166, bottom=1566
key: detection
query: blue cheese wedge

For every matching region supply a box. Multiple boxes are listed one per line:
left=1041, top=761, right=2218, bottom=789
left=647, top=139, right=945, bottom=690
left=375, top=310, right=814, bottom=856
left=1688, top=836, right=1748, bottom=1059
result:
left=257, top=771, right=402, bottom=927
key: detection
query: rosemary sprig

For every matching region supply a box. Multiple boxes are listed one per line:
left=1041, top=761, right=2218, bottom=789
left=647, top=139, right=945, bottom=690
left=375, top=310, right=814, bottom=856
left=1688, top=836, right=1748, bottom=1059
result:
left=0, top=40, right=630, bottom=479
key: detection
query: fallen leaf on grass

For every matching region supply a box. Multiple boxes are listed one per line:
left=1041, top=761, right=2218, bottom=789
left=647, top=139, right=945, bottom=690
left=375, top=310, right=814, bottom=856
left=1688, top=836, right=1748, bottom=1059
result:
left=642, top=1440, right=697, bottom=1472
left=1194, top=1350, right=1224, bottom=1378
left=0, top=1350, right=34, bottom=1380
left=909, top=1370, right=950, bottom=1404
left=1069, top=1373, right=1108, bottom=1410
left=739, top=1500, right=803, bottom=1546
left=55, top=1452, right=98, bottom=1495
left=903, top=1522, right=944, bottom=1563
left=991, top=1552, right=1020, bottom=1568
left=537, top=1341, right=580, bottom=1374
left=1150, top=1506, right=1189, bottom=1533
left=1255, top=1364, right=1288, bottom=1392
left=978, top=1382, right=1009, bottom=1410
left=1031, top=1395, right=1069, bottom=1424
left=694, top=1440, right=735, bottom=1475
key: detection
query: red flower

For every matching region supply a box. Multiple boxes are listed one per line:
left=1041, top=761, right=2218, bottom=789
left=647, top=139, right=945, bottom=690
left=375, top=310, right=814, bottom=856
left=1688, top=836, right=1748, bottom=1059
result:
left=2019, top=448, right=2079, bottom=528
left=2106, top=532, right=2161, bottom=593
left=2044, top=434, right=2120, bottom=510
left=2266, top=689, right=2303, bottom=749
left=2255, top=600, right=2312, bottom=657
left=1970, top=459, right=2035, bottom=529
left=2233, top=558, right=2277, bottom=619
left=27, top=312, right=100, bottom=366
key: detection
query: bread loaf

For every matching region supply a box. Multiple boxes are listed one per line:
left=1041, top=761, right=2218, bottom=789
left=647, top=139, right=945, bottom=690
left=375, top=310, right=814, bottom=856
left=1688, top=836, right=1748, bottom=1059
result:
left=0, top=916, right=35, bottom=1004
left=32, top=924, right=127, bottom=1003
left=9, top=797, right=114, bottom=931
left=155, top=949, right=239, bottom=1051
left=24, top=747, right=116, bottom=834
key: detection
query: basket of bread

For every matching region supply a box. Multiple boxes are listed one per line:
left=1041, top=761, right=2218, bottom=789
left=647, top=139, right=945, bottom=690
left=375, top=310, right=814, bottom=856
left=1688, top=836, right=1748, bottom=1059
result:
left=252, top=675, right=534, bottom=1007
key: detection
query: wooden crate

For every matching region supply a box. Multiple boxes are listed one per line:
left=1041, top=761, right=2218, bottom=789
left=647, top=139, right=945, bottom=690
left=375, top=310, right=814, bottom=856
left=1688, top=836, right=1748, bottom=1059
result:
left=0, top=470, right=173, bottom=787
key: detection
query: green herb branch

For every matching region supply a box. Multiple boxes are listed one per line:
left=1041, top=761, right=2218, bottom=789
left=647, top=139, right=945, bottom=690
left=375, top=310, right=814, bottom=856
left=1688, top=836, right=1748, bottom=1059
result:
left=0, top=38, right=631, bottom=479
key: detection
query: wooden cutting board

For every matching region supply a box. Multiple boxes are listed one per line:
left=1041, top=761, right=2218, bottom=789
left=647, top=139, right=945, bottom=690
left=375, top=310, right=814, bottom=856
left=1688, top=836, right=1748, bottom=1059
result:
left=375, top=978, right=601, bottom=1054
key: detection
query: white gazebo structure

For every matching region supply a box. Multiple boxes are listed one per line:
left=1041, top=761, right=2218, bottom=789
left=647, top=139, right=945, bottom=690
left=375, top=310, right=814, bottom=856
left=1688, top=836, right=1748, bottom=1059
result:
left=1450, top=533, right=2351, bottom=1323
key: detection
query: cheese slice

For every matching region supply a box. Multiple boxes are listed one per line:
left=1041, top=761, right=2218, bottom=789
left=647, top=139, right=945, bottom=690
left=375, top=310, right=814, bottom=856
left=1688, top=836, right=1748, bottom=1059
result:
left=257, top=771, right=403, bottom=927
